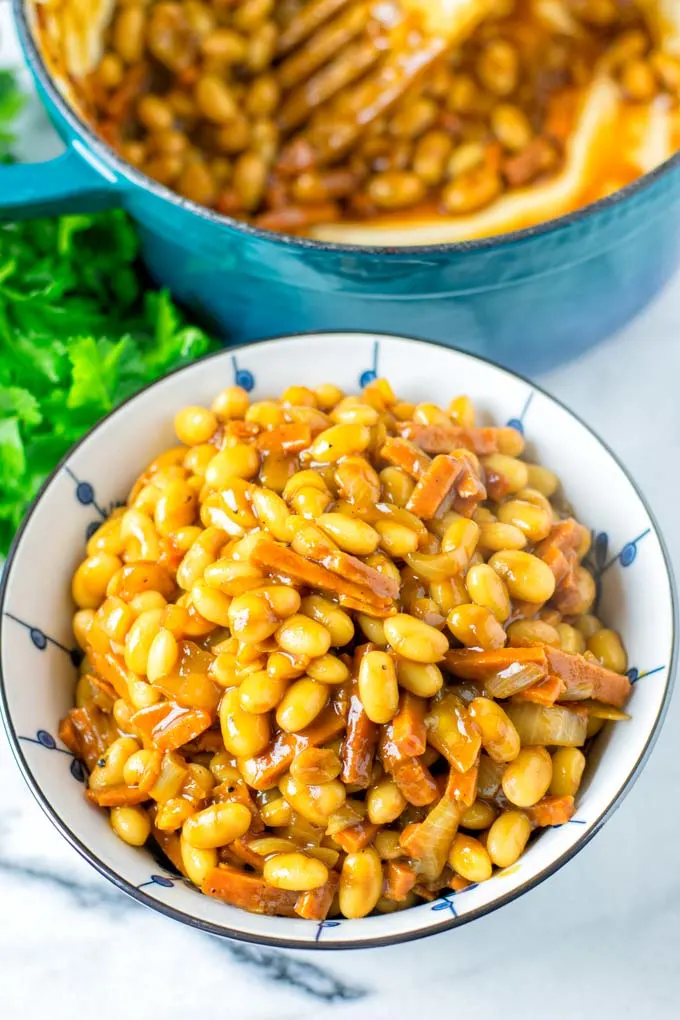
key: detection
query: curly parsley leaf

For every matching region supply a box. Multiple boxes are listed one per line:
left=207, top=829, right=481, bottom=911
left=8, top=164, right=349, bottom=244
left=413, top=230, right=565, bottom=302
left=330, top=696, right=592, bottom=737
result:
left=0, top=207, right=218, bottom=556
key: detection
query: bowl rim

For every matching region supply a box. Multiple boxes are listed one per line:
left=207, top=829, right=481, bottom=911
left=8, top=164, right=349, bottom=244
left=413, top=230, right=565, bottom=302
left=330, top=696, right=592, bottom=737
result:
left=1, top=330, right=677, bottom=950
left=16, top=0, right=680, bottom=258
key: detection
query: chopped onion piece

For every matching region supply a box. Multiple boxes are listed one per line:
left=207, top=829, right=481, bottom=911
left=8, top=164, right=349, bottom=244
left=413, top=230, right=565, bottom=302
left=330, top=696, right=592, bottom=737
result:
left=579, top=700, right=631, bottom=722
left=401, top=796, right=462, bottom=883
left=477, top=754, right=505, bottom=798
left=484, top=662, right=547, bottom=699
left=504, top=702, right=588, bottom=747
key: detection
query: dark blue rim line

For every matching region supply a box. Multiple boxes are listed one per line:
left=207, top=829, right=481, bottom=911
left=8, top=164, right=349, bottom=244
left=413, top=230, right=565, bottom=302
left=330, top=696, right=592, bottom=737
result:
left=0, top=330, right=677, bottom=951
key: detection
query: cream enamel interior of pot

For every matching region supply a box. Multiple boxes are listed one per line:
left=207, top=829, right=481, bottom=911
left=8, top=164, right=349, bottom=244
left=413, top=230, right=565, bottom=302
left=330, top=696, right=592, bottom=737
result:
left=27, top=0, right=680, bottom=245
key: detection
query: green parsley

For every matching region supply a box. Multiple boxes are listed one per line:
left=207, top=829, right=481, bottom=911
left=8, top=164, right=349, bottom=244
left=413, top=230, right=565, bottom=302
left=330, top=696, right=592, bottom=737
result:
left=0, top=191, right=220, bottom=559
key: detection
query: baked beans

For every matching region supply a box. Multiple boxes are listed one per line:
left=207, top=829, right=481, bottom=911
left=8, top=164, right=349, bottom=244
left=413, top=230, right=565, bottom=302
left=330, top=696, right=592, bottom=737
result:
left=64, top=375, right=631, bottom=922
left=40, top=0, right=680, bottom=240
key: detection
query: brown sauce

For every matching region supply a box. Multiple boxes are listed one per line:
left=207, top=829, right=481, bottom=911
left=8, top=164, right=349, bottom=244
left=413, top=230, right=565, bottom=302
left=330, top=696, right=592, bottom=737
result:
left=35, top=0, right=680, bottom=241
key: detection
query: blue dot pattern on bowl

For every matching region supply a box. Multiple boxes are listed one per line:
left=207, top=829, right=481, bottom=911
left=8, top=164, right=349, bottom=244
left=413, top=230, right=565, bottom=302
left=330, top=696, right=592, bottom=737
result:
left=30, top=627, right=47, bottom=651
left=358, top=340, right=380, bottom=389
left=505, top=390, right=534, bottom=435
left=37, top=728, right=56, bottom=749
left=144, top=874, right=195, bottom=890
left=70, top=758, right=88, bottom=782
left=76, top=481, right=95, bottom=505
left=430, top=884, right=479, bottom=917
left=231, top=355, right=255, bottom=392
left=17, top=728, right=87, bottom=783
left=586, top=529, right=651, bottom=578
left=65, top=466, right=106, bottom=517
left=583, top=528, right=652, bottom=614
left=64, top=466, right=126, bottom=540
left=137, top=874, right=178, bottom=891
left=315, top=920, right=342, bottom=941
left=627, top=665, right=665, bottom=684
left=230, top=340, right=383, bottom=392
left=2, top=348, right=667, bottom=926
left=4, top=612, right=82, bottom=667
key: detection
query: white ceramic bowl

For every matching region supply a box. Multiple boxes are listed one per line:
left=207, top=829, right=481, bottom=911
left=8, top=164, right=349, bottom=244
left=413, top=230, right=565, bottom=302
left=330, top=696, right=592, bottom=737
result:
left=0, top=332, right=676, bottom=949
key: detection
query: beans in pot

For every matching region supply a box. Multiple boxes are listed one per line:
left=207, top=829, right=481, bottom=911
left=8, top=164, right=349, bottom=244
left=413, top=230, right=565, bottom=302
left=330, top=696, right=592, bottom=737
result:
left=42, top=0, right=680, bottom=237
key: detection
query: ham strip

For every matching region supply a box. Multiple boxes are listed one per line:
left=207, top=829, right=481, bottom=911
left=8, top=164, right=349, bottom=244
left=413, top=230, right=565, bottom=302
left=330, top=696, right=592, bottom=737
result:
left=445, top=646, right=631, bottom=708
left=252, top=537, right=397, bottom=615
left=397, top=422, right=524, bottom=456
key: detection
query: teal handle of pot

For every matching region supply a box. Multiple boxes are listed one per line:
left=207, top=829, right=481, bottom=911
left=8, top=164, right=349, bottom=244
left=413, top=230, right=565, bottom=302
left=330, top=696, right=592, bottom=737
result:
left=0, top=143, right=120, bottom=220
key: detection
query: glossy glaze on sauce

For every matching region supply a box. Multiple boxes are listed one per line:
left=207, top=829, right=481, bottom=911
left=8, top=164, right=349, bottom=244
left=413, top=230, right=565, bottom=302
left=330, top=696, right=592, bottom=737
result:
left=35, top=0, right=680, bottom=242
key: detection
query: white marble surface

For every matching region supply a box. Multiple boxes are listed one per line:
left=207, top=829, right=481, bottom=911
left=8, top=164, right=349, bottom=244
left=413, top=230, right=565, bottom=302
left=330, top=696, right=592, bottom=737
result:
left=2, top=6, right=680, bottom=1017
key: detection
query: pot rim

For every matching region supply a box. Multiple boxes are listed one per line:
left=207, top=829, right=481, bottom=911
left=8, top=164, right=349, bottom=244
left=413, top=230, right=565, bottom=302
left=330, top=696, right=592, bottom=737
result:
left=15, top=0, right=680, bottom=257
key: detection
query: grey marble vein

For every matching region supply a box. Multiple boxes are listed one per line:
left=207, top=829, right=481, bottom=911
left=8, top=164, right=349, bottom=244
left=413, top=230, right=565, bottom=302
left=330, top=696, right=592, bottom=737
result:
left=0, top=854, right=367, bottom=1003
left=0, top=855, right=133, bottom=912
left=218, top=943, right=367, bottom=1003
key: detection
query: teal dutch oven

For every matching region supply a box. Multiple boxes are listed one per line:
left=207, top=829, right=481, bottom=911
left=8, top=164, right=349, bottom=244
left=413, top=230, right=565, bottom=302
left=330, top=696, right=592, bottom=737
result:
left=5, top=0, right=680, bottom=373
